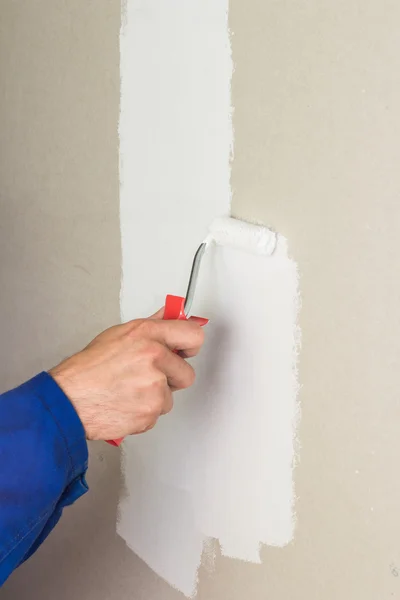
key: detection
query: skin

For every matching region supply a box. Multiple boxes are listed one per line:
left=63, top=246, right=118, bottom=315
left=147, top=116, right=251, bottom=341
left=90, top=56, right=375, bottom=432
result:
left=50, top=310, right=205, bottom=441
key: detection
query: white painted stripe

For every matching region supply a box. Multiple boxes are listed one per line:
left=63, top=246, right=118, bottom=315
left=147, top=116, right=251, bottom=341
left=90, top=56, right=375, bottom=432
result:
left=118, top=1, right=299, bottom=596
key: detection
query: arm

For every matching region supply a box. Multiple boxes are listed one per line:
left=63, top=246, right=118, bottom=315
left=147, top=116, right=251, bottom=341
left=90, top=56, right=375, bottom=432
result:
left=0, top=314, right=204, bottom=585
left=0, top=372, right=88, bottom=585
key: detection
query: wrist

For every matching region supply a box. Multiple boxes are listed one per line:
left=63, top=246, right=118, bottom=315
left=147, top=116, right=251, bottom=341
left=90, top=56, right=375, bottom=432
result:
left=49, top=361, right=94, bottom=440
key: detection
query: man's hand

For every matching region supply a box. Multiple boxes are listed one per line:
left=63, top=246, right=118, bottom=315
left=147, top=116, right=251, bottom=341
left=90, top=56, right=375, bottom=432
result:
left=49, top=315, right=205, bottom=441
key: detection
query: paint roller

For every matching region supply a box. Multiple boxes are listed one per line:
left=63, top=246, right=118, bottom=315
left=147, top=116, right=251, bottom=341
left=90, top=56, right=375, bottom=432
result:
left=184, top=217, right=278, bottom=315
left=107, top=216, right=278, bottom=446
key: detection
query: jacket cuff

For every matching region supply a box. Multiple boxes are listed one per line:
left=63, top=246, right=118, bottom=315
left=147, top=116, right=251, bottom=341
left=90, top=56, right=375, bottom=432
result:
left=23, top=372, right=88, bottom=481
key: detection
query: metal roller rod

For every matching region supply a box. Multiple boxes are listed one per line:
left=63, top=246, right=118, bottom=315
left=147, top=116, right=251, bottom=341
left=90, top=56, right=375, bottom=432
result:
left=183, top=242, right=208, bottom=316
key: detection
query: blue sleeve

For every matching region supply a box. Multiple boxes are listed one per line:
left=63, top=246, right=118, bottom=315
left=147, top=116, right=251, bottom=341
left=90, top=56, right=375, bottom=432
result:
left=0, top=372, right=89, bottom=586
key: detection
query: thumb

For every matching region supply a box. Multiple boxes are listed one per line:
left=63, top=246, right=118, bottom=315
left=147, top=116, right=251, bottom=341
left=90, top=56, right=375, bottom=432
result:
left=148, top=307, right=165, bottom=320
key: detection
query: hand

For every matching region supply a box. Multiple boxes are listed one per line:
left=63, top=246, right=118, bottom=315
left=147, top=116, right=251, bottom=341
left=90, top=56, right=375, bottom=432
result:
left=49, top=314, right=205, bottom=441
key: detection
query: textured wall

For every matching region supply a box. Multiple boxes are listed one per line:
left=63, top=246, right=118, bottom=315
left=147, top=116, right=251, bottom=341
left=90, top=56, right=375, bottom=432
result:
left=0, top=1, right=121, bottom=387
left=0, top=2, right=130, bottom=599
left=229, top=0, right=400, bottom=598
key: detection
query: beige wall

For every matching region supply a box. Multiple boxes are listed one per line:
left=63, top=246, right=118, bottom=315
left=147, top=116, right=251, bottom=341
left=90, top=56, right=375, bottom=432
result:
left=0, top=1, right=121, bottom=387
left=229, top=0, right=400, bottom=598
left=2, top=1, right=400, bottom=599
left=0, top=2, right=132, bottom=598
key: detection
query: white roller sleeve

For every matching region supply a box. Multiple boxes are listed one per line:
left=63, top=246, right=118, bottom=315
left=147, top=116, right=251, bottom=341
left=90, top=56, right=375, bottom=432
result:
left=208, top=216, right=278, bottom=256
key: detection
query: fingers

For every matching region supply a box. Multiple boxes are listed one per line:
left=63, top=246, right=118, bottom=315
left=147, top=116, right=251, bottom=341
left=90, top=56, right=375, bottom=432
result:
left=160, top=385, right=174, bottom=415
left=137, top=319, right=205, bottom=356
left=131, top=373, right=173, bottom=435
left=153, top=344, right=196, bottom=392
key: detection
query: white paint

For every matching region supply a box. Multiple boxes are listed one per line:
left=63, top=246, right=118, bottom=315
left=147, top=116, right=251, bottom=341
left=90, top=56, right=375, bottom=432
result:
left=119, top=0, right=232, bottom=321
left=118, top=1, right=299, bottom=597
left=208, top=216, right=278, bottom=256
left=118, top=241, right=299, bottom=596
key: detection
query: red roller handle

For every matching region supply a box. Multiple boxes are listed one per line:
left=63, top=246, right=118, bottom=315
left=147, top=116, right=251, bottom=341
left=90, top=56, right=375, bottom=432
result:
left=106, top=295, right=208, bottom=447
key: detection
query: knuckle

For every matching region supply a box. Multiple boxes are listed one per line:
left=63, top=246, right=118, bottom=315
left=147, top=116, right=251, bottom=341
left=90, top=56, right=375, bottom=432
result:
left=150, top=372, right=168, bottom=391
left=136, top=411, right=158, bottom=433
left=138, top=402, right=160, bottom=429
left=150, top=342, right=167, bottom=362
left=143, top=400, right=160, bottom=418
left=126, top=318, right=145, bottom=334
left=144, top=372, right=168, bottom=403
left=136, top=319, right=156, bottom=337
left=148, top=399, right=163, bottom=418
left=138, top=339, right=165, bottom=362
left=138, top=370, right=166, bottom=396
left=162, top=396, right=174, bottom=415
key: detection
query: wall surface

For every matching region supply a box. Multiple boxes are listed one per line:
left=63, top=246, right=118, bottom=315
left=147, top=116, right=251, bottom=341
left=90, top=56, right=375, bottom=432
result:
left=1, top=0, right=400, bottom=599
left=0, top=2, right=132, bottom=599
left=229, top=0, right=400, bottom=598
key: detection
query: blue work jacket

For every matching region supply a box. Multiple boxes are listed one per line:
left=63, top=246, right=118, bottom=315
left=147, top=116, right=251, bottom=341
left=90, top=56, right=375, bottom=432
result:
left=0, top=372, right=88, bottom=585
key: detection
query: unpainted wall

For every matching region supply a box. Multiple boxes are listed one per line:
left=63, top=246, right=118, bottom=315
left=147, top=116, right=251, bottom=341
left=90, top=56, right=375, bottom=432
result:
left=229, top=0, right=400, bottom=598
left=0, top=2, right=131, bottom=599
